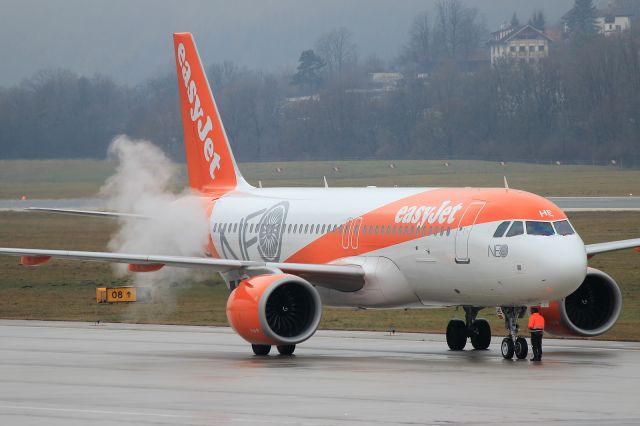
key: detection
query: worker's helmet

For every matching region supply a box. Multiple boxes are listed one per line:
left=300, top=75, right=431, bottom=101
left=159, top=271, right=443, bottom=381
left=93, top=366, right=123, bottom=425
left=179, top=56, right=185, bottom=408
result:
left=531, top=306, right=539, bottom=313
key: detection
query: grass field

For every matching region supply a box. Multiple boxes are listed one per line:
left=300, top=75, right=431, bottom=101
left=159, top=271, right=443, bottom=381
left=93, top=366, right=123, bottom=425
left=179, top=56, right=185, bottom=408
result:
left=1, top=159, right=640, bottom=199
left=0, top=159, right=639, bottom=340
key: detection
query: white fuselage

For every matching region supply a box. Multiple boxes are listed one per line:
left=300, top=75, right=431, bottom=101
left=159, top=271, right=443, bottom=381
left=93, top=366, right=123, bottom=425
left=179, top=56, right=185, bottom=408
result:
left=208, top=186, right=588, bottom=308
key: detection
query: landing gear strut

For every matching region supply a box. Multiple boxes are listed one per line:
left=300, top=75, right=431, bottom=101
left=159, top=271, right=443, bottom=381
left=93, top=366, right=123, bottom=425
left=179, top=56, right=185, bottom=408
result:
left=446, top=306, right=492, bottom=351
left=499, top=306, right=528, bottom=360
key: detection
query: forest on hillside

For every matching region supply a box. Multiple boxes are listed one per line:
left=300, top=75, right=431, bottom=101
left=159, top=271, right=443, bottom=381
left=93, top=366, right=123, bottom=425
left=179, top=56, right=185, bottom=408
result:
left=1, top=0, right=639, bottom=166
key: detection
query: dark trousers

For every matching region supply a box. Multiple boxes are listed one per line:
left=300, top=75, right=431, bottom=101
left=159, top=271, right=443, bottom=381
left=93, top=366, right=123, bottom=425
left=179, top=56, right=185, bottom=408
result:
left=531, top=331, right=543, bottom=360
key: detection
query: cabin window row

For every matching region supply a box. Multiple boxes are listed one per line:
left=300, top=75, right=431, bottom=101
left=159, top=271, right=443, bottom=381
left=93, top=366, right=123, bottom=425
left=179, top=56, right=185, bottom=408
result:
left=211, top=222, right=452, bottom=237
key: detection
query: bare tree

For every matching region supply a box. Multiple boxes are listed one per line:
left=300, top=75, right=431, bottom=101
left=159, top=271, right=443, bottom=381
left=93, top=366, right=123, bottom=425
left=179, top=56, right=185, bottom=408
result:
left=315, top=27, right=358, bottom=82
left=433, top=0, right=483, bottom=62
left=399, top=11, right=432, bottom=72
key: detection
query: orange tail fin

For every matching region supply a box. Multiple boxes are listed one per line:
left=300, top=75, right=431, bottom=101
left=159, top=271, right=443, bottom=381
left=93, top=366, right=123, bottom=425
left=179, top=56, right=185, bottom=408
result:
left=173, top=32, right=248, bottom=194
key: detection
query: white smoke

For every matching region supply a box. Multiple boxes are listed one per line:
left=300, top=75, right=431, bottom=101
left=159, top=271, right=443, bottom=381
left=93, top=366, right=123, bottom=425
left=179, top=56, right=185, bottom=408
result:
left=99, top=135, right=210, bottom=302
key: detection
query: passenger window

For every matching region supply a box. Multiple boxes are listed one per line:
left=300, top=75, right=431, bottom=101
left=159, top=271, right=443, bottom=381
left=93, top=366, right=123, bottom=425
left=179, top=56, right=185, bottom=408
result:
left=213, top=224, right=217, bottom=232
left=304, top=224, right=309, bottom=233
left=321, top=224, right=326, bottom=233
left=506, top=221, right=524, bottom=237
left=386, top=225, right=391, bottom=235
left=554, top=220, right=575, bottom=236
left=526, top=221, right=555, bottom=236
left=493, top=221, right=511, bottom=238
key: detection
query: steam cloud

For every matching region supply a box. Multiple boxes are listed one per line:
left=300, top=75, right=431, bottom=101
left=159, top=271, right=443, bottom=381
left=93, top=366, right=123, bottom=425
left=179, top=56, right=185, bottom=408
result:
left=99, top=135, right=210, bottom=311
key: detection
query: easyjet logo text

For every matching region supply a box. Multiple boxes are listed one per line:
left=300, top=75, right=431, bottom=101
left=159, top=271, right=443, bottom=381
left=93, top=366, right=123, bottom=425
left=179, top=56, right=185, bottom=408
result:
left=177, top=42, right=221, bottom=180
left=394, top=201, right=463, bottom=226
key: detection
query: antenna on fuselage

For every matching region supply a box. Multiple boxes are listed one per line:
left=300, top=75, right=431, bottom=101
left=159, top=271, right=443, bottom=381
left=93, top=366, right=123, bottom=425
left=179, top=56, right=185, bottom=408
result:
left=323, top=176, right=328, bottom=188
left=503, top=176, right=509, bottom=191
left=258, top=180, right=263, bottom=188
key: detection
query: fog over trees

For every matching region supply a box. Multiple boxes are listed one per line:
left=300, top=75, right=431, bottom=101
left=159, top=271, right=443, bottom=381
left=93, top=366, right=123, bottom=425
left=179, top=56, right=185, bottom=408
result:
left=1, top=0, right=639, bottom=166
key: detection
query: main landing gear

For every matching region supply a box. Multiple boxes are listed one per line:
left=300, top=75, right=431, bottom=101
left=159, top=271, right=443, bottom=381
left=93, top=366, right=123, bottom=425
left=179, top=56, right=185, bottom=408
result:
left=446, top=306, right=492, bottom=351
left=251, top=344, right=296, bottom=356
left=499, top=306, right=528, bottom=360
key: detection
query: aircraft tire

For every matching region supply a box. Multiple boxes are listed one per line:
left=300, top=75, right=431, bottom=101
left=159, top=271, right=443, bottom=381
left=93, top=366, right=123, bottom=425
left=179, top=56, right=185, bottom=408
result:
left=501, top=337, right=514, bottom=359
left=446, top=319, right=467, bottom=351
left=252, top=344, right=272, bottom=356
left=470, top=319, right=491, bottom=350
left=515, top=337, right=528, bottom=359
left=277, top=345, right=296, bottom=355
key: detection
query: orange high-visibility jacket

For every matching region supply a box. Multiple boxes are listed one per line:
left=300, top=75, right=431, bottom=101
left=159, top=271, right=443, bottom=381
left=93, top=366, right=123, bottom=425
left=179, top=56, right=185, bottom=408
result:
left=528, top=312, right=545, bottom=331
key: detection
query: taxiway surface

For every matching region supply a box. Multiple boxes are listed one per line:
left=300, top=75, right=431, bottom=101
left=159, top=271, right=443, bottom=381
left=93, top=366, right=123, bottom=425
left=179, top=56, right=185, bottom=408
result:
left=1, top=320, right=639, bottom=425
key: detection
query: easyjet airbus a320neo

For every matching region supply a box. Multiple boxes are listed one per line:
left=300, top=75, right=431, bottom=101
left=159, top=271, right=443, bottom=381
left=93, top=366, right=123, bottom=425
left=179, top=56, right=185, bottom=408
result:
left=2, top=33, right=639, bottom=359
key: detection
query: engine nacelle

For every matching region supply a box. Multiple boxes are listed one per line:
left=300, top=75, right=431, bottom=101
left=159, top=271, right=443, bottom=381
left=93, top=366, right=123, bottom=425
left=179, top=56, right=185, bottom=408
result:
left=540, top=268, right=622, bottom=337
left=226, top=274, right=322, bottom=346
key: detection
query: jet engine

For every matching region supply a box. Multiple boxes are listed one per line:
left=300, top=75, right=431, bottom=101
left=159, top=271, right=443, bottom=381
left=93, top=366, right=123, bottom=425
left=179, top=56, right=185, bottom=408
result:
left=540, top=268, right=622, bottom=337
left=226, top=274, right=322, bottom=346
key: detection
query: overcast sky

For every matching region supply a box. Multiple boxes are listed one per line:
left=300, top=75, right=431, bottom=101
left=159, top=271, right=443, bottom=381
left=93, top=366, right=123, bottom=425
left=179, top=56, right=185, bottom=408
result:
left=0, top=0, right=576, bottom=87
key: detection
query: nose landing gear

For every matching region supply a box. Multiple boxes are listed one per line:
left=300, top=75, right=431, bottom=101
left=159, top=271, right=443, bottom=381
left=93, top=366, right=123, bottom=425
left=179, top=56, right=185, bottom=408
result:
left=498, top=306, right=528, bottom=360
left=446, top=306, right=492, bottom=351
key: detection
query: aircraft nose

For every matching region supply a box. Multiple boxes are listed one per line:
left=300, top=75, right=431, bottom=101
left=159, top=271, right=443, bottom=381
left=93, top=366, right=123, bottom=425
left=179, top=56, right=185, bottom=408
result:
left=540, top=237, right=587, bottom=297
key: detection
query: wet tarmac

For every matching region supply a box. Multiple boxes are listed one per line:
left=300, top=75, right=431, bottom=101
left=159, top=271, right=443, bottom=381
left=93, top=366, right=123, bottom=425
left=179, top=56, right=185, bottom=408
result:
left=1, top=320, right=638, bottom=425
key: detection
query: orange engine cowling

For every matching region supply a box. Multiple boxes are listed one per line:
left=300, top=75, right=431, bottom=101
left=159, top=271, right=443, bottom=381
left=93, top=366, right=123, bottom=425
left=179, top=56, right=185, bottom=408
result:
left=226, top=274, right=322, bottom=346
left=540, top=267, right=622, bottom=337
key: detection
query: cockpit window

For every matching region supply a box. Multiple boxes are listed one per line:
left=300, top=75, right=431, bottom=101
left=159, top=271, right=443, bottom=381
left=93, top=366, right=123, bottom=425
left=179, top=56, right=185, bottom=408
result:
left=554, top=220, right=575, bottom=236
left=526, top=221, right=555, bottom=236
left=493, top=221, right=511, bottom=238
left=506, top=221, right=524, bottom=237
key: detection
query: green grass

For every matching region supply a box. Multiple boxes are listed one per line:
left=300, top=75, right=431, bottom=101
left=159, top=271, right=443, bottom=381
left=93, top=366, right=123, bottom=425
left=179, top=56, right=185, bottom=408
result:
left=1, top=158, right=639, bottom=339
left=1, top=159, right=640, bottom=198
left=0, top=210, right=638, bottom=340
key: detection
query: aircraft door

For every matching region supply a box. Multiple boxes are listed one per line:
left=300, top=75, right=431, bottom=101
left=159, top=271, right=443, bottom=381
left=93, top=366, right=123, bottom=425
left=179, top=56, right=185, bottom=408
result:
left=454, top=201, right=486, bottom=264
left=341, top=217, right=362, bottom=250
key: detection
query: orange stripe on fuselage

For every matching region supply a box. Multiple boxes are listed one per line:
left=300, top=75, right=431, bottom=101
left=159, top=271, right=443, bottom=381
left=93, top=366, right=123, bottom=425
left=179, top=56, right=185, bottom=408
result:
left=285, top=188, right=565, bottom=265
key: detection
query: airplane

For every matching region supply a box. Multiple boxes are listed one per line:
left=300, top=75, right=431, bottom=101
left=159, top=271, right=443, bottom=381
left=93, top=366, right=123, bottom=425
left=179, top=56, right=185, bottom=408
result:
left=2, top=32, right=639, bottom=359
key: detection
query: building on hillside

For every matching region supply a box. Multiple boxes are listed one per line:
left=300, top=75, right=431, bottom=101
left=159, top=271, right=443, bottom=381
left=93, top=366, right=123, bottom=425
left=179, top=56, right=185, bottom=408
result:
left=561, top=5, right=632, bottom=37
left=489, top=24, right=554, bottom=65
left=596, top=13, right=632, bottom=36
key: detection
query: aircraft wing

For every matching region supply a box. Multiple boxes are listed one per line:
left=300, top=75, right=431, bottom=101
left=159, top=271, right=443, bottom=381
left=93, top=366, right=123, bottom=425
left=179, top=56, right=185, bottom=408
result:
left=26, top=208, right=144, bottom=219
left=0, top=247, right=365, bottom=292
left=585, top=238, right=640, bottom=256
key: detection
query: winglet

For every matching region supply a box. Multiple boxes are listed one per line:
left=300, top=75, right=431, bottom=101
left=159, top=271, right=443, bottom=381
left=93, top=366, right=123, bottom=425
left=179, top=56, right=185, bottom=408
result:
left=173, top=32, right=250, bottom=194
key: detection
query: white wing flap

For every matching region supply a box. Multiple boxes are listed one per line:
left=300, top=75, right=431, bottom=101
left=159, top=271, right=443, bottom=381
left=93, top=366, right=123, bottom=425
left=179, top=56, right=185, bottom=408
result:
left=26, top=208, right=144, bottom=219
left=0, top=247, right=365, bottom=291
left=586, top=238, right=640, bottom=256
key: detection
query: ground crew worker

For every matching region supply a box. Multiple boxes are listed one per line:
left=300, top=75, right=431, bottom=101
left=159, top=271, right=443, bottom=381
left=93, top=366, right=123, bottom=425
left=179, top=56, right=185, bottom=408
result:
left=528, top=307, right=545, bottom=361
